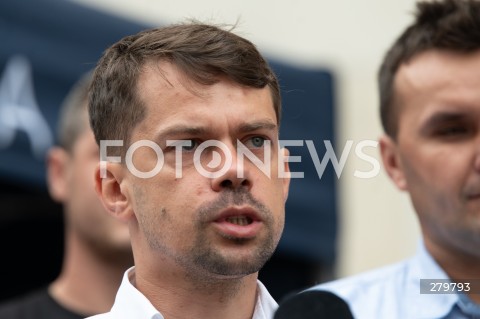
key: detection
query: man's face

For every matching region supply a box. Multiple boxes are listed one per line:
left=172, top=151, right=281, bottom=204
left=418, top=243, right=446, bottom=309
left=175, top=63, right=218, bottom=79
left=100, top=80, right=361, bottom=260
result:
left=50, top=111, right=132, bottom=259
left=381, top=50, right=480, bottom=259
left=119, top=62, right=290, bottom=278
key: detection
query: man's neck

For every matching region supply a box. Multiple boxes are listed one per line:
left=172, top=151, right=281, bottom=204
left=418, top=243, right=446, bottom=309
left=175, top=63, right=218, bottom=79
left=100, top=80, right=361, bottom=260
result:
left=133, top=263, right=260, bottom=319
left=49, top=230, right=133, bottom=316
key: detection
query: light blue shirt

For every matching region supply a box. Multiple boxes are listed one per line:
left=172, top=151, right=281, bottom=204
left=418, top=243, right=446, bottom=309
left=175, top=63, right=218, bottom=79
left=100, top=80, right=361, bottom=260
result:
left=86, top=267, right=278, bottom=319
left=311, top=242, right=480, bottom=318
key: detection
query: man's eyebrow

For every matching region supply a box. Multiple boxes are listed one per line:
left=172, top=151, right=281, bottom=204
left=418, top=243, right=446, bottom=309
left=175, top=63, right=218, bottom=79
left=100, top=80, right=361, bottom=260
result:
left=420, top=111, right=469, bottom=131
left=154, top=120, right=277, bottom=141
left=155, top=125, right=209, bottom=140
left=238, top=120, right=278, bottom=133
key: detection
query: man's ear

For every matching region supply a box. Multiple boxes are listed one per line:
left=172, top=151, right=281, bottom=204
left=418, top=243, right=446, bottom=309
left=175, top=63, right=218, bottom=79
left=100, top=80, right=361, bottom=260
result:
left=95, top=162, right=133, bottom=222
left=379, top=135, right=407, bottom=191
left=46, top=147, right=69, bottom=203
left=281, top=147, right=291, bottom=202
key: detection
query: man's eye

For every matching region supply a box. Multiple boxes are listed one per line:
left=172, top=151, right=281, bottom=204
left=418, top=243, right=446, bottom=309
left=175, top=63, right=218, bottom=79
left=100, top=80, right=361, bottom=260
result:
left=182, top=140, right=198, bottom=151
left=249, top=136, right=266, bottom=148
left=436, top=126, right=469, bottom=136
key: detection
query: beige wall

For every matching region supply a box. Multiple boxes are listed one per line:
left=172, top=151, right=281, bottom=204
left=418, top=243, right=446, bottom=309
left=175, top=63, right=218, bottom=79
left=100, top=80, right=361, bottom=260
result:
left=73, top=0, right=421, bottom=278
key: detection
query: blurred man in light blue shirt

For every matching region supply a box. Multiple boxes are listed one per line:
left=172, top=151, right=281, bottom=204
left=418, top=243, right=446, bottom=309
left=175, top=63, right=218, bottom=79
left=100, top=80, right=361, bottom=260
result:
left=312, top=0, right=480, bottom=318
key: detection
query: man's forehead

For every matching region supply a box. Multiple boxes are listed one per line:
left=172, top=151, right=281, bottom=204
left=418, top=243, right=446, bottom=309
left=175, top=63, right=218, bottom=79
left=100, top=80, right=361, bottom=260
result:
left=134, top=67, right=276, bottom=134
left=396, top=49, right=480, bottom=94
left=393, top=49, right=480, bottom=131
left=138, top=62, right=272, bottom=106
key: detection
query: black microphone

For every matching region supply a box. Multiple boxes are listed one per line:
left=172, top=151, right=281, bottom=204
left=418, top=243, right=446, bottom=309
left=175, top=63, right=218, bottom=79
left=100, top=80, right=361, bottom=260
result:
left=274, top=290, right=355, bottom=319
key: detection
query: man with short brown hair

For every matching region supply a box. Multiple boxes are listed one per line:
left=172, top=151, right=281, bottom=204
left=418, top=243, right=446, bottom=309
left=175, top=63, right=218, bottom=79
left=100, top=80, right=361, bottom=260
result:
left=312, top=0, right=480, bottom=318
left=87, top=23, right=291, bottom=319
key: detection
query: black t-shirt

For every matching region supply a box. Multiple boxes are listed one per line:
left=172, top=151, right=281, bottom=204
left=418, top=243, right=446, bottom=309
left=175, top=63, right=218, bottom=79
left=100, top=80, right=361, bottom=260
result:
left=0, top=287, right=89, bottom=319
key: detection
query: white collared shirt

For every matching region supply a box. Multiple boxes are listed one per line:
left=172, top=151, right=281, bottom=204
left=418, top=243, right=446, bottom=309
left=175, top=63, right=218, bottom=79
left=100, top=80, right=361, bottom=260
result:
left=86, top=267, right=277, bottom=319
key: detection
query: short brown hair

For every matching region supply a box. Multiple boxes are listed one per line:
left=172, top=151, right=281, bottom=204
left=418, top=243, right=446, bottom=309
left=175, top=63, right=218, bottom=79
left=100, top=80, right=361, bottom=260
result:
left=89, top=23, right=281, bottom=152
left=58, top=72, right=92, bottom=152
left=379, top=0, right=480, bottom=138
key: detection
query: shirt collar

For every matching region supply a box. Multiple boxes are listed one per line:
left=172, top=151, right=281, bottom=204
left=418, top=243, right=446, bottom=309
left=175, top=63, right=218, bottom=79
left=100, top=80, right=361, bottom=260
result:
left=110, top=267, right=163, bottom=319
left=457, top=291, right=480, bottom=316
left=252, top=280, right=278, bottom=319
left=110, top=267, right=277, bottom=319
left=406, top=241, right=459, bottom=318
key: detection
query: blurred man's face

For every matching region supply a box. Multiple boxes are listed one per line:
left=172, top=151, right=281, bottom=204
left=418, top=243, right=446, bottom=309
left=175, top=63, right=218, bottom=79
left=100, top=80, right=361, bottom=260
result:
left=380, top=49, right=480, bottom=260
left=50, top=110, right=132, bottom=260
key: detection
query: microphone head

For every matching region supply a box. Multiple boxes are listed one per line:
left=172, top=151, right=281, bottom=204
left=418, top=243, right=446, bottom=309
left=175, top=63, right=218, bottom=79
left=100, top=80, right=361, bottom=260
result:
left=274, top=290, right=354, bottom=319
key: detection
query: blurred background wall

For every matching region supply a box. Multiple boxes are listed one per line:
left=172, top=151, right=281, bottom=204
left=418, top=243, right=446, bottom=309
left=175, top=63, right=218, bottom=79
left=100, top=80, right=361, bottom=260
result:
left=70, top=0, right=421, bottom=278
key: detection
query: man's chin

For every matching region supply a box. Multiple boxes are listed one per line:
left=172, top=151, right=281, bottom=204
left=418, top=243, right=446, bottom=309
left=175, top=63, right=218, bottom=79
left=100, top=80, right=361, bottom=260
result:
left=195, top=252, right=270, bottom=277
